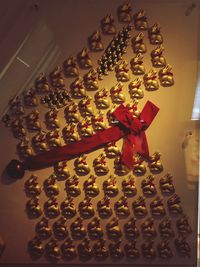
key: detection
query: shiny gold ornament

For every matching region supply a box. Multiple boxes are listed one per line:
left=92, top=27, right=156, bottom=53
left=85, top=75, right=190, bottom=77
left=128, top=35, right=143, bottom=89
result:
left=159, top=64, right=174, bottom=87
left=141, top=241, right=156, bottom=259
left=159, top=217, right=175, bottom=238
left=78, top=197, right=95, bottom=219
left=132, top=196, right=148, bottom=217
left=11, top=118, right=26, bottom=139
left=87, top=217, right=103, bottom=240
left=133, top=160, right=146, bottom=176
left=44, top=197, right=60, bottom=219
left=97, top=196, right=112, bottom=219
left=53, top=217, right=68, bottom=240
left=117, top=2, right=132, bottom=23
left=70, top=77, right=86, bottom=99
left=176, top=214, right=192, bottom=235
left=83, top=175, right=99, bottom=197
left=63, top=56, right=79, bottom=78
left=106, top=105, right=119, bottom=125
left=88, top=30, right=104, bottom=51
left=101, top=14, right=117, bottom=35
left=104, top=141, right=120, bottom=158
left=114, top=156, right=129, bottom=176
left=157, top=240, right=173, bottom=259
left=43, top=174, right=59, bottom=197
left=83, top=68, right=99, bottom=91
left=61, top=197, right=77, bottom=219
left=77, top=48, right=93, bottom=69
left=115, top=60, right=130, bottom=82
left=133, top=10, right=148, bottom=30
left=61, top=238, right=77, bottom=260
left=103, top=175, right=119, bottom=197
left=35, top=217, right=52, bottom=239
left=167, top=194, right=183, bottom=214
left=122, top=175, right=137, bottom=197
left=70, top=217, right=86, bottom=240
left=124, top=241, right=140, bottom=260
left=65, top=175, right=81, bottom=197
left=174, top=237, right=191, bottom=258
left=78, top=96, right=94, bottom=117
left=49, top=65, right=65, bottom=88
left=148, top=23, right=163, bottom=45
left=92, top=111, right=107, bottom=131
left=32, top=130, right=48, bottom=153
left=24, top=174, right=41, bottom=197
left=93, top=239, right=109, bottom=260
left=150, top=196, right=166, bottom=217
left=46, top=130, right=61, bottom=148
left=17, top=137, right=34, bottom=159
left=93, top=153, right=109, bottom=176
left=45, top=108, right=60, bottom=129
left=64, top=102, right=80, bottom=123
left=143, top=69, right=159, bottom=91
left=141, top=175, right=157, bottom=196
left=106, top=217, right=122, bottom=240
left=45, top=238, right=61, bottom=262
left=159, top=173, right=175, bottom=195
left=26, top=197, right=42, bottom=219
left=62, top=123, right=80, bottom=144
left=128, top=78, right=144, bottom=99
left=124, top=217, right=139, bottom=240
left=77, top=118, right=94, bottom=138
left=94, top=88, right=110, bottom=109
left=9, top=96, right=24, bottom=116
left=151, top=45, right=166, bottom=68
left=109, top=241, right=124, bottom=260
left=131, top=32, right=147, bottom=54
left=110, top=83, right=125, bottom=104
left=54, top=160, right=70, bottom=180
left=35, top=73, right=50, bottom=93
left=77, top=238, right=92, bottom=261
left=148, top=152, right=163, bottom=173
left=26, top=110, right=41, bottom=131
left=28, top=236, right=44, bottom=259
left=130, top=53, right=145, bottom=75
left=114, top=196, right=130, bottom=218
left=141, top=217, right=157, bottom=238
left=23, top=88, right=38, bottom=107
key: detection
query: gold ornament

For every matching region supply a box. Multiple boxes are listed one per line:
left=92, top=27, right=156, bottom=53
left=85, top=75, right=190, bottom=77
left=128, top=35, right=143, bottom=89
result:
left=143, top=69, right=159, bottom=91
left=26, top=110, right=41, bottom=131
left=78, top=96, right=94, bottom=117
left=132, top=196, right=148, bottom=217
left=70, top=217, right=86, bottom=240
left=74, top=155, right=90, bottom=176
left=88, top=30, right=104, bottom=52
left=92, top=111, right=107, bottom=131
left=70, top=77, right=86, bottom=99
left=46, top=130, right=61, bottom=148
left=54, top=160, right=70, bottom=180
left=114, top=196, right=130, bottom=218
left=117, top=2, right=132, bottom=23
left=32, top=130, right=48, bottom=153
left=110, top=83, right=125, bottom=104
left=9, top=96, right=24, bottom=116
left=124, top=217, right=139, bottom=240
left=61, top=197, right=77, bottom=219
left=78, top=197, right=95, bottom=219
left=94, top=88, right=110, bottom=109
left=63, top=56, right=79, bottom=78
left=45, top=108, right=60, bottom=129
left=35, top=73, right=50, bottom=93
left=17, top=137, right=34, bottom=159
left=77, top=238, right=92, bottom=261
left=122, top=175, right=137, bottom=197
left=167, top=194, right=183, bottom=214
left=103, top=175, right=119, bottom=197
left=130, top=53, right=146, bottom=75
left=159, top=217, right=175, bottom=238
left=23, top=88, right=38, bottom=107
left=28, top=236, right=44, bottom=259
left=158, top=64, right=174, bottom=87
left=104, top=141, right=120, bottom=158
left=115, top=60, right=130, bottom=82
left=133, top=10, right=148, bottom=30
left=77, top=118, right=94, bottom=138
left=150, top=196, right=166, bottom=217
left=128, top=78, right=144, bottom=99
left=45, top=238, right=61, bottom=262
left=141, top=217, right=157, bottom=238
left=24, top=174, right=41, bottom=197
left=159, top=173, right=175, bottom=195
left=49, top=66, right=65, bottom=88
left=93, top=153, right=109, bottom=176
left=11, top=118, right=26, bottom=139
left=148, top=152, right=163, bottom=174
left=174, top=237, right=191, bottom=258
left=141, top=175, right=157, bottom=196
left=43, top=174, right=59, bottom=197
left=77, top=48, right=93, bottom=69
left=93, top=239, right=109, bottom=260
left=114, top=156, right=129, bottom=176
left=176, top=214, right=192, bottom=235
left=61, top=238, right=77, bottom=260
left=62, top=123, right=79, bottom=143
left=148, top=23, right=163, bottom=45
left=53, top=217, right=68, bottom=240
left=157, top=240, right=173, bottom=259
left=35, top=217, right=52, bottom=240
left=141, top=241, right=156, bottom=259
left=97, top=196, right=112, bottom=219
left=109, top=241, right=124, bottom=260
left=151, top=45, right=166, bottom=68
left=106, top=105, right=119, bottom=125
left=44, top=197, right=60, bottom=219
left=131, top=32, right=147, bottom=54
left=65, top=175, right=81, bottom=197
left=83, top=175, right=99, bottom=197
left=83, top=68, right=99, bottom=91
left=101, top=14, right=117, bottom=35
left=64, top=102, right=80, bottom=123
left=87, top=217, right=103, bottom=240
left=124, top=241, right=140, bottom=260
left=106, top=217, right=122, bottom=240
left=26, top=197, right=42, bottom=219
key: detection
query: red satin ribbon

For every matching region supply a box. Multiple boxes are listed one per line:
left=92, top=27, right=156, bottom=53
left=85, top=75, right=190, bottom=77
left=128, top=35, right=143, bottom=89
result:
left=23, top=101, right=159, bottom=171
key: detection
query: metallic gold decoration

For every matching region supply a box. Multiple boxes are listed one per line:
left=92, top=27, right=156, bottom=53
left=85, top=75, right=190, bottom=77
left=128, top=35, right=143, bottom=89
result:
left=61, top=197, right=77, bottom=219
left=26, top=110, right=41, bottom=131
left=26, top=197, right=42, bottom=219
left=83, top=68, right=99, bottom=91
left=114, top=196, right=130, bottom=218
left=124, top=241, right=140, bottom=260
left=132, top=196, right=148, bottom=217
left=35, top=217, right=52, bottom=240
left=94, top=88, right=110, bottom=109
left=151, top=45, right=166, bottom=68
left=133, top=160, right=146, bottom=176
left=62, top=123, right=80, bottom=144
left=104, top=141, right=120, bottom=158
left=54, top=161, right=70, bottom=180
left=141, top=175, right=157, bottom=196
left=88, top=30, right=104, bottom=52
left=117, top=1, right=132, bottom=23
left=148, top=23, right=163, bottom=45
left=32, top=130, right=48, bottom=153
left=17, top=137, right=34, bottom=159
left=64, top=102, right=80, bottom=123
left=106, top=105, right=119, bottom=125
left=23, top=88, right=38, bottom=107
left=131, top=32, right=147, bottom=54
left=11, top=118, right=26, bottom=139
left=92, top=111, right=107, bottom=131
left=101, top=14, right=117, bottom=35
left=78, top=197, right=95, bottom=219
left=45, top=238, right=61, bottom=262
left=78, top=96, right=94, bottom=117
left=45, top=108, right=60, bottom=129
left=93, top=239, right=109, bottom=260
left=133, top=10, right=148, bottom=31
left=87, top=217, right=103, bottom=240
left=77, top=48, right=93, bottom=69
left=70, top=217, right=86, bottom=240
left=130, top=53, right=146, bottom=75
left=114, top=156, right=129, bottom=176
left=128, top=78, right=144, bottom=99
left=28, top=236, right=44, bottom=259
left=70, top=77, right=86, bottom=99
left=174, top=237, right=191, bottom=258
left=106, top=217, right=122, bottom=240
left=150, top=196, right=166, bottom=217
left=159, top=173, right=175, bottom=195
left=9, top=96, right=24, bottom=116
left=83, top=175, right=99, bottom=197
left=65, top=175, right=81, bottom=197
left=157, top=240, right=173, bottom=259
left=115, top=60, right=130, bottom=82
left=93, top=153, right=109, bottom=176
left=148, top=152, right=163, bottom=174
left=44, top=197, right=60, bottom=219
left=35, top=73, right=50, bottom=94
left=167, top=194, right=183, bottom=214
left=124, top=217, right=139, bottom=240
left=46, top=130, right=61, bottom=148
left=158, top=64, right=174, bottom=87
left=97, top=196, right=112, bottom=219
left=109, top=241, right=124, bottom=260
left=122, top=175, right=137, bottom=197
left=110, top=83, right=125, bottom=104
left=159, top=217, right=175, bottom=238
left=103, top=175, right=119, bottom=197
left=141, top=217, right=157, bottom=238
left=63, top=56, right=79, bottom=78
left=49, top=66, right=65, bottom=88
left=77, top=118, right=94, bottom=138
left=43, top=174, right=59, bottom=197
left=176, top=214, right=192, bottom=235
left=141, top=241, right=156, bottom=259
left=143, top=69, right=159, bottom=91
left=61, top=238, right=77, bottom=260
left=53, top=217, right=68, bottom=240
left=41, top=89, right=71, bottom=109
left=24, top=174, right=41, bottom=197
left=77, top=238, right=92, bottom=261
